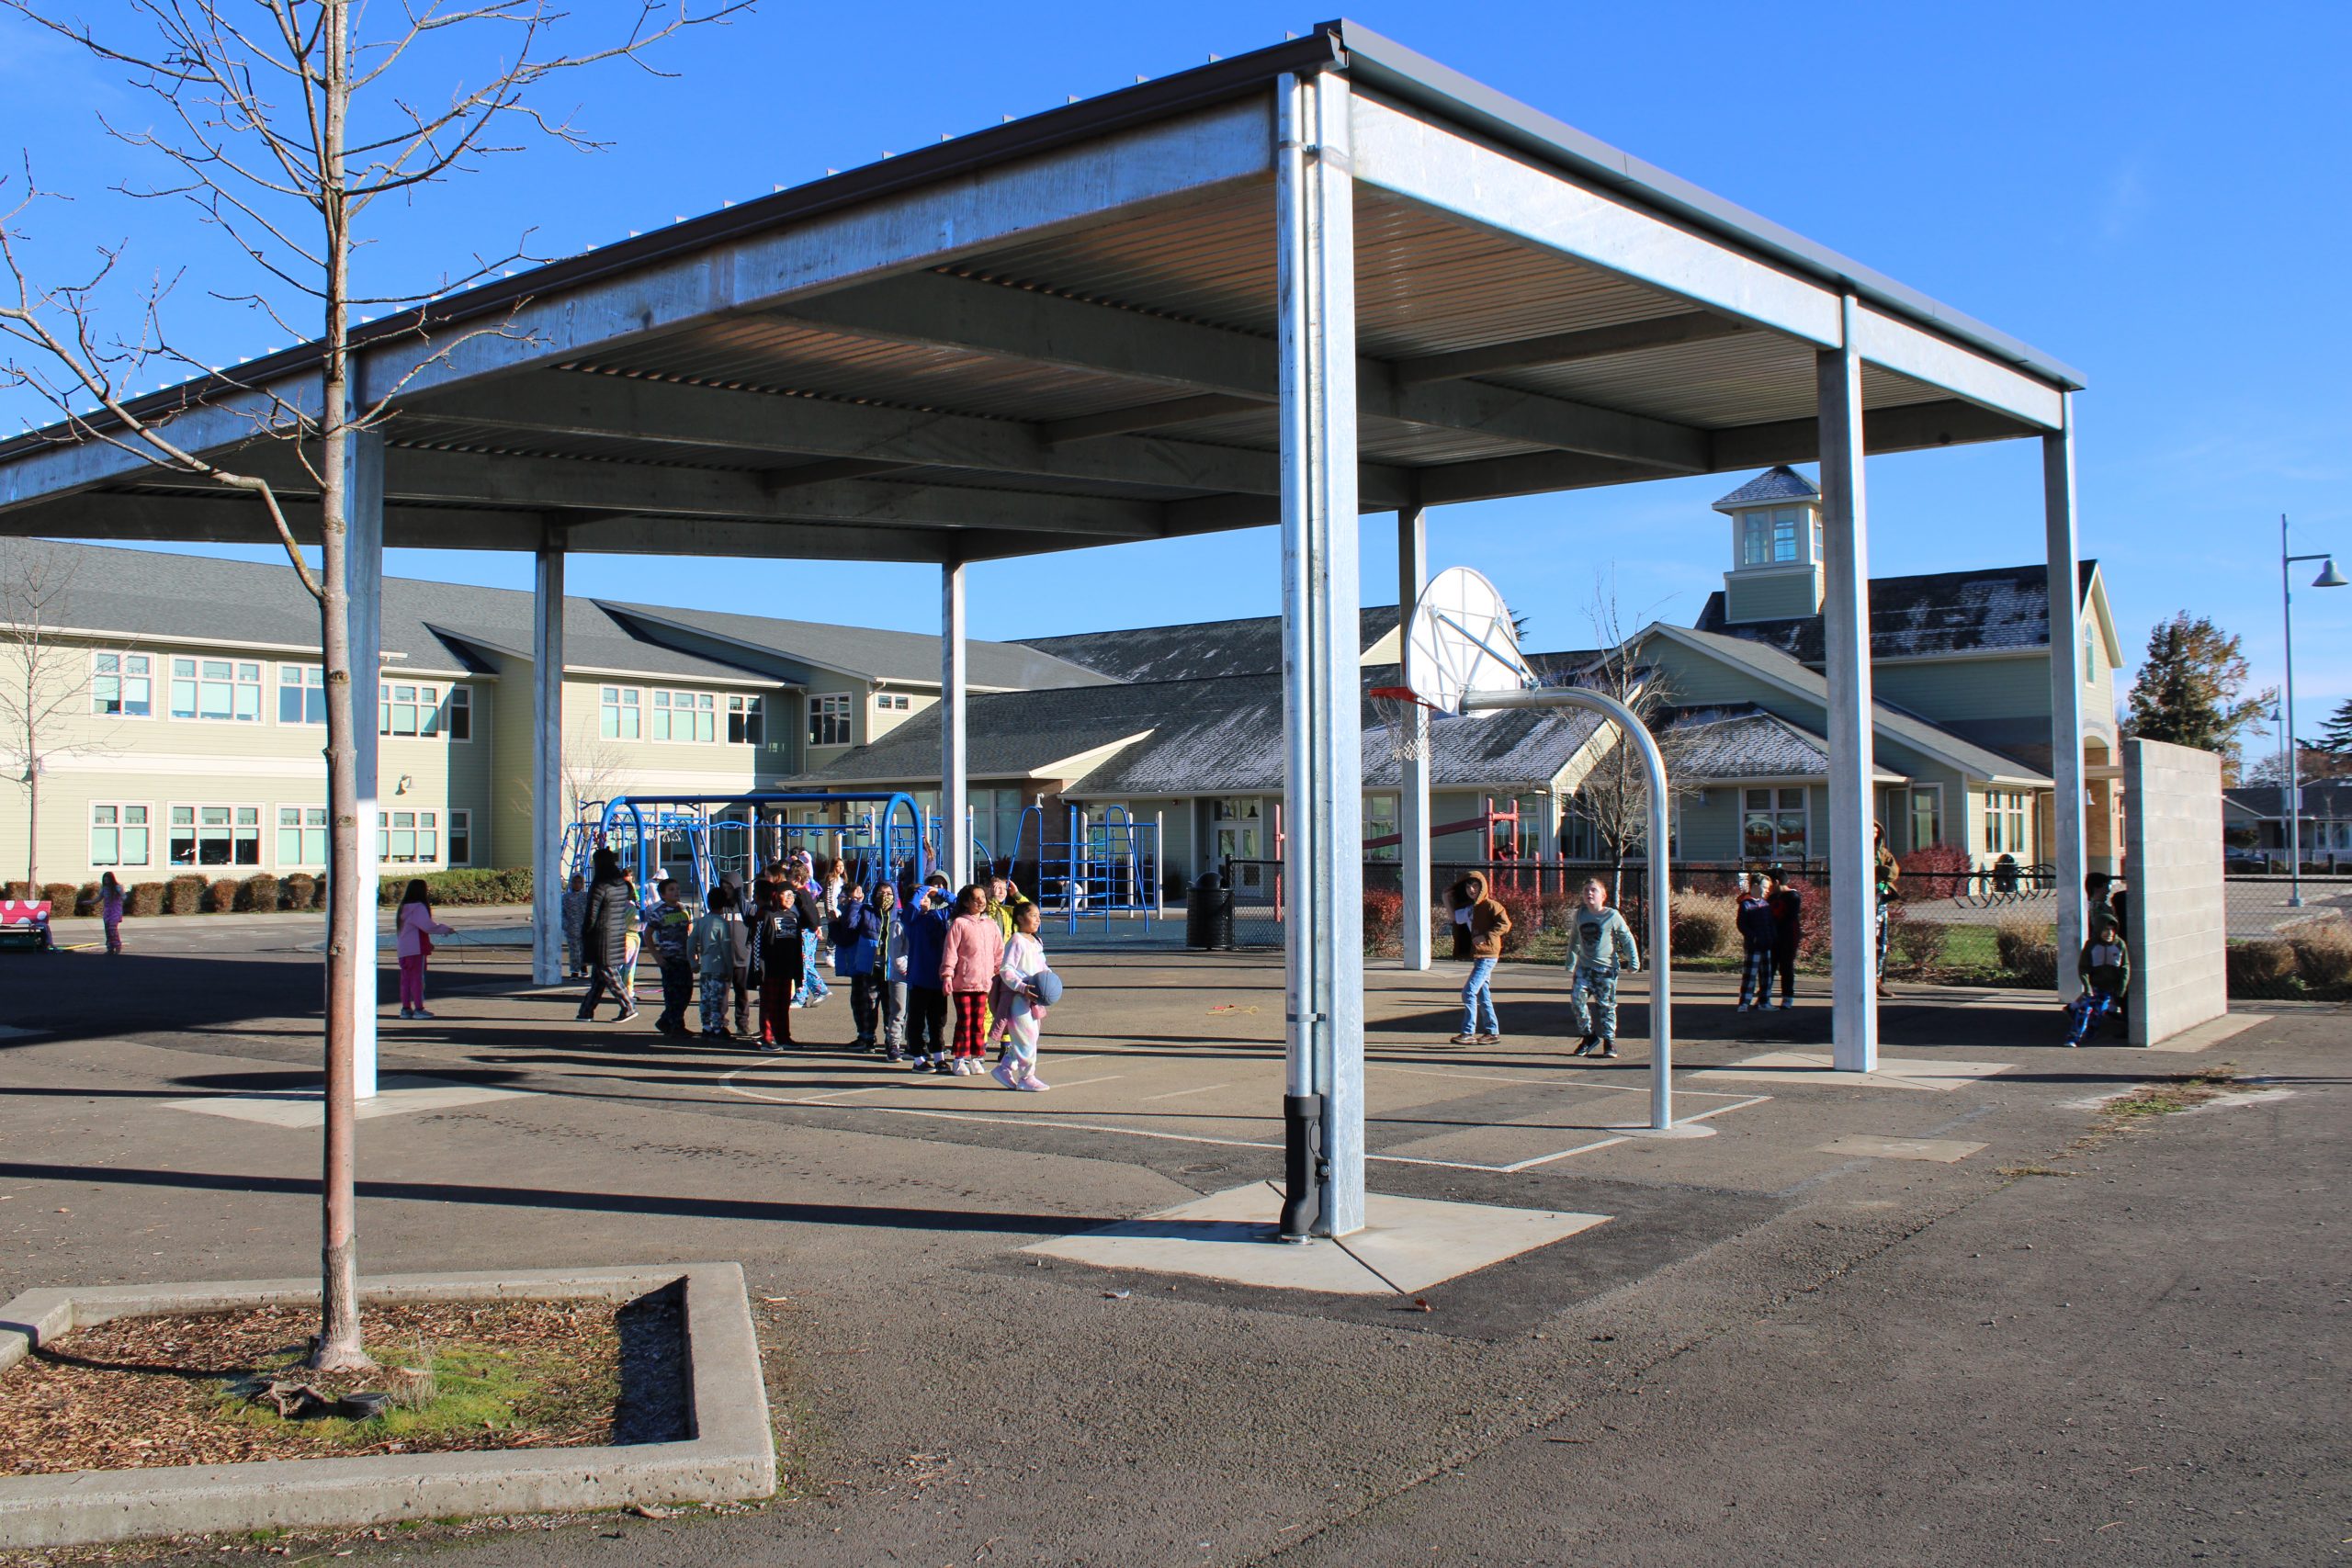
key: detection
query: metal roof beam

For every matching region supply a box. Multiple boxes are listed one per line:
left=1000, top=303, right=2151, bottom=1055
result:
left=1710, top=398, right=2033, bottom=469
left=397, top=374, right=1418, bottom=508
left=781, top=272, right=1710, bottom=471
left=142, top=446, right=1170, bottom=538
left=0, top=491, right=529, bottom=549
left=1389, top=311, right=1748, bottom=385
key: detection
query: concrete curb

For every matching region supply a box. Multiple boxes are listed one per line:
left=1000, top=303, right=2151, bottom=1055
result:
left=0, top=1263, right=775, bottom=1550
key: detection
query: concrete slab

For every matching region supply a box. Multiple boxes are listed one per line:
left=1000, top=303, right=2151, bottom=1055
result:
left=1023, top=1180, right=1609, bottom=1295
left=1815, top=1135, right=1988, bottom=1164
left=2145, top=1012, right=2265, bottom=1054
left=1691, top=1052, right=2014, bottom=1092
left=0, top=1264, right=774, bottom=1550
left=162, top=1074, right=529, bottom=1127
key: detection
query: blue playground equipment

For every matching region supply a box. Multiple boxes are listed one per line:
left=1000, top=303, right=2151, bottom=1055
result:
left=570, top=792, right=932, bottom=902
left=997, top=802, right=1160, bottom=934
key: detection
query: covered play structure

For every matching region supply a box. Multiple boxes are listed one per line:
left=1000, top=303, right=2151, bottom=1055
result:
left=0, top=22, right=2092, bottom=1242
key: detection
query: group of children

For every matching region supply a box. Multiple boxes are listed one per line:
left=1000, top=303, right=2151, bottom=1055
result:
left=1449, top=864, right=2131, bottom=1054
left=558, top=850, right=1062, bottom=1090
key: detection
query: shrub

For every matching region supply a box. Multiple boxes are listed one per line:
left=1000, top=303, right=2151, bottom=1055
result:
left=2225, top=940, right=2298, bottom=995
left=75, top=881, right=102, bottom=916
left=239, top=873, right=279, bottom=912
left=166, top=875, right=208, bottom=916
left=281, top=873, right=317, bottom=910
left=1886, top=908, right=1950, bottom=974
left=1995, top=916, right=2056, bottom=981
left=2286, top=922, right=2352, bottom=990
left=1898, top=841, right=1973, bottom=901
left=1669, top=892, right=1739, bottom=959
left=206, top=878, right=242, bottom=913
left=1362, top=886, right=1403, bottom=955
left=1, top=882, right=26, bottom=900
left=1491, top=883, right=1544, bottom=955
left=40, top=881, right=78, bottom=912
left=127, top=882, right=165, bottom=917
left=377, top=866, right=534, bottom=907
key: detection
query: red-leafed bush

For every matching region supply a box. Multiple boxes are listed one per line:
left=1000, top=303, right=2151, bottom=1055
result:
left=1362, top=886, right=1404, bottom=956
left=1899, top=841, right=1973, bottom=901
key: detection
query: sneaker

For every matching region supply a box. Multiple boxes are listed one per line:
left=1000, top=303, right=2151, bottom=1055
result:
left=990, top=1062, right=1021, bottom=1089
left=1572, top=1035, right=1597, bottom=1056
left=1595, top=1043, right=1620, bottom=1059
left=1015, top=1074, right=1049, bottom=1092
left=1476, top=1033, right=1503, bottom=1045
left=1448, top=1032, right=1479, bottom=1045
left=1777, top=1001, right=1794, bottom=1011
left=413, top=1009, right=436, bottom=1021
left=1736, top=1002, right=1750, bottom=1013
left=397, top=1007, right=413, bottom=1020
left=616, top=1005, right=639, bottom=1023
left=757, top=1041, right=786, bottom=1054
left=911, top=1055, right=935, bottom=1072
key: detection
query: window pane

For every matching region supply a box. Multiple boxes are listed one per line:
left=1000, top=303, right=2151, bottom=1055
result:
left=1743, top=813, right=1775, bottom=859
left=1746, top=789, right=1770, bottom=810
left=124, top=827, right=148, bottom=863
left=1779, top=788, right=1804, bottom=810
left=93, top=827, right=119, bottom=864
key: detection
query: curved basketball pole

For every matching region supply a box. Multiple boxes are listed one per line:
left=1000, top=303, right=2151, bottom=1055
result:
left=1457, top=685, right=1687, bottom=1136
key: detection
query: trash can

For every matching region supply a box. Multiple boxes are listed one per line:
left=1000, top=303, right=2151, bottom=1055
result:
left=1992, top=853, right=2020, bottom=894
left=1186, top=873, right=1235, bottom=951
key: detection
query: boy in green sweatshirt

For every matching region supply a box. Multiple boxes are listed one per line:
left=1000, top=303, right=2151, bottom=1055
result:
left=1566, top=877, right=1641, bottom=1058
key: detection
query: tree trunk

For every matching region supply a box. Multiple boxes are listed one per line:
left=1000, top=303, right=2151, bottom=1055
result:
left=311, top=0, right=369, bottom=1374
left=23, top=758, right=35, bottom=892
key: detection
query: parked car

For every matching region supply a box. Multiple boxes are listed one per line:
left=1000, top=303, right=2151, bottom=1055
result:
left=2223, top=845, right=2271, bottom=873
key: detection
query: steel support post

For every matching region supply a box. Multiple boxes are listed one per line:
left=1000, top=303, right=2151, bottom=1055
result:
left=941, top=562, right=967, bottom=889
left=1276, top=70, right=1364, bottom=1239
left=343, top=429, right=384, bottom=1099
left=1398, top=503, right=1432, bottom=972
left=1817, top=299, right=1878, bottom=1074
left=2043, top=398, right=2087, bottom=998
left=530, top=537, right=567, bottom=987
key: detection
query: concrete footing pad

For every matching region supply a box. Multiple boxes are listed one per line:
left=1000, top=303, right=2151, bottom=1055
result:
left=0, top=1263, right=775, bottom=1550
left=1692, top=1052, right=2014, bottom=1091
left=1023, top=1182, right=1608, bottom=1295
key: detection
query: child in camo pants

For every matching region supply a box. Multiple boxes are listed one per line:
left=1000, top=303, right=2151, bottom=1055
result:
left=1566, top=877, right=1641, bottom=1059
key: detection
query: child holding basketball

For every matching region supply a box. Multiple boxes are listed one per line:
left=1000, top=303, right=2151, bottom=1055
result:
left=990, top=900, right=1057, bottom=1091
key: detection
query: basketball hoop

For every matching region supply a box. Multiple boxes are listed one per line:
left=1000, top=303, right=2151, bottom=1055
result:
left=1369, top=685, right=1432, bottom=764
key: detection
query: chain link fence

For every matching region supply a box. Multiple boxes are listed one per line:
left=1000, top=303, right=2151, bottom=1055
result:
left=1202, top=859, right=2352, bottom=1005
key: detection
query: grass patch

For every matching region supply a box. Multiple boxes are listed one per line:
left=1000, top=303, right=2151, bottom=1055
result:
left=209, top=1335, right=615, bottom=1450
left=2097, top=1071, right=2242, bottom=1121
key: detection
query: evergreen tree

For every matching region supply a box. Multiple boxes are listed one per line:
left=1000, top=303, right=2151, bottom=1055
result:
left=2121, top=613, right=2273, bottom=760
left=2321, top=697, right=2352, bottom=755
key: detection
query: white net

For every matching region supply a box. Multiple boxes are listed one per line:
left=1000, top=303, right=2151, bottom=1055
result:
left=1369, top=687, right=1432, bottom=764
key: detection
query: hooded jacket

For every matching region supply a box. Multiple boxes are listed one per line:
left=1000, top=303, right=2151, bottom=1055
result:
left=1448, top=874, right=1513, bottom=961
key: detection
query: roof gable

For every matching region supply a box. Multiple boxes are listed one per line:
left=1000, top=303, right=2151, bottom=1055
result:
left=1712, top=465, right=1819, bottom=512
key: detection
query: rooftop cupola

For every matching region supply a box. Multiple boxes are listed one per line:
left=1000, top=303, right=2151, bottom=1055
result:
left=1713, top=466, right=1825, bottom=623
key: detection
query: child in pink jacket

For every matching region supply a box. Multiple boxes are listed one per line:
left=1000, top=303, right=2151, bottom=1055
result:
left=937, top=885, right=1004, bottom=1077
left=395, top=879, right=456, bottom=1021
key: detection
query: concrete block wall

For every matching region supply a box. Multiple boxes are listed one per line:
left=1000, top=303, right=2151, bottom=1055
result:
left=2123, top=738, right=2227, bottom=1045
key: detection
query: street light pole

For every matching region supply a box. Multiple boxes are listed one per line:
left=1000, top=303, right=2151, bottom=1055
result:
left=2281, top=513, right=2348, bottom=908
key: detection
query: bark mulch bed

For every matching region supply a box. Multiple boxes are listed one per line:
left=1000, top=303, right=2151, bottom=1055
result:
left=0, top=1288, right=688, bottom=1477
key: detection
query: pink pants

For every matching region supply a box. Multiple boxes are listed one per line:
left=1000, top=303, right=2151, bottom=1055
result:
left=399, top=954, right=427, bottom=1010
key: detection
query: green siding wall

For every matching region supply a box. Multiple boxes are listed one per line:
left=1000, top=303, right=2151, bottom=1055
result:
left=1723, top=568, right=1822, bottom=623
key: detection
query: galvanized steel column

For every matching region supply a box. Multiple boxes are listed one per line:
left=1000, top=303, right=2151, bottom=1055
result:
left=2043, top=396, right=2087, bottom=998
left=1817, top=298, right=1879, bottom=1074
left=530, top=537, right=566, bottom=987
left=1278, top=70, right=1365, bottom=1236
left=343, top=428, right=384, bottom=1099
left=941, top=562, right=967, bottom=889
left=1398, top=504, right=1432, bottom=972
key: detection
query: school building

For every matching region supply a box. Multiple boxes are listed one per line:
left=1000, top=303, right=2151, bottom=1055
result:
left=2, top=465, right=2120, bottom=892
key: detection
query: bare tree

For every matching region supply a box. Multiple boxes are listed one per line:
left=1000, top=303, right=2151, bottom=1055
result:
left=0, top=0, right=743, bottom=1369
left=0, top=543, right=123, bottom=888
left=1564, top=577, right=1695, bottom=907
left=561, top=734, right=632, bottom=821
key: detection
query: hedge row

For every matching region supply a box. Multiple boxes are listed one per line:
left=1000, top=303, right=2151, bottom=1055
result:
left=2, top=867, right=532, bottom=916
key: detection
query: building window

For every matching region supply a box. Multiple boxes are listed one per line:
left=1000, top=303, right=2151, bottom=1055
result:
left=448, top=809, right=471, bottom=866
left=600, top=685, right=640, bottom=739
left=170, top=804, right=262, bottom=867
left=378, top=682, right=444, bottom=737
left=651, top=689, right=716, bottom=742
left=379, top=808, right=439, bottom=864
left=277, top=664, right=326, bottom=725
left=92, top=652, right=153, bottom=718
left=728, top=694, right=764, bottom=745
left=91, top=803, right=151, bottom=866
left=1740, top=507, right=1805, bottom=567
left=277, top=806, right=328, bottom=866
left=1742, top=514, right=1770, bottom=566
left=2083, top=628, right=2098, bottom=684
left=1742, top=786, right=1809, bottom=861
left=1364, top=794, right=1398, bottom=863
left=1985, top=790, right=2030, bottom=856
left=808, top=694, right=852, bottom=748
left=170, top=658, right=263, bottom=722
left=1908, top=785, right=1944, bottom=852
left=873, top=693, right=910, bottom=711
left=447, top=686, right=471, bottom=741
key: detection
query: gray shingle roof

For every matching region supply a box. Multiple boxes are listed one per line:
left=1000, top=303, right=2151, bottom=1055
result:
left=1654, top=704, right=1906, bottom=783
left=602, top=602, right=1114, bottom=691
left=1016, top=606, right=1400, bottom=683
left=2223, top=782, right=2352, bottom=816
left=1694, top=560, right=2102, bottom=662
left=1713, top=466, right=1820, bottom=511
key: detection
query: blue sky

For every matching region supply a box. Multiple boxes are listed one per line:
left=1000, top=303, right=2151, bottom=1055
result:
left=5, top=1, right=2348, bottom=735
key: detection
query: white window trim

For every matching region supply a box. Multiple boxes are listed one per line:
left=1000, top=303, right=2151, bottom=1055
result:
left=650, top=687, right=718, bottom=745
left=166, top=656, right=266, bottom=727
left=90, top=649, right=156, bottom=721
left=726, top=693, right=765, bottom=746
left=447, top=684, right=474, bottom=744
left=165, top=800, right=266, bottom=871
left=273, top=801, right=331, bottom=869
left=377, top=806, right=444, bottom=867
left=599, top=684, right=643, bottom=741
left=89, top=800, right=155, bottom=868
left=276, top=662, right=328, bottom=728
left=807, top=692, right=854, bottom=749
left=447, top=807, right=472, bottom=867
left=1908, top=784, right=1944, bottom=851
